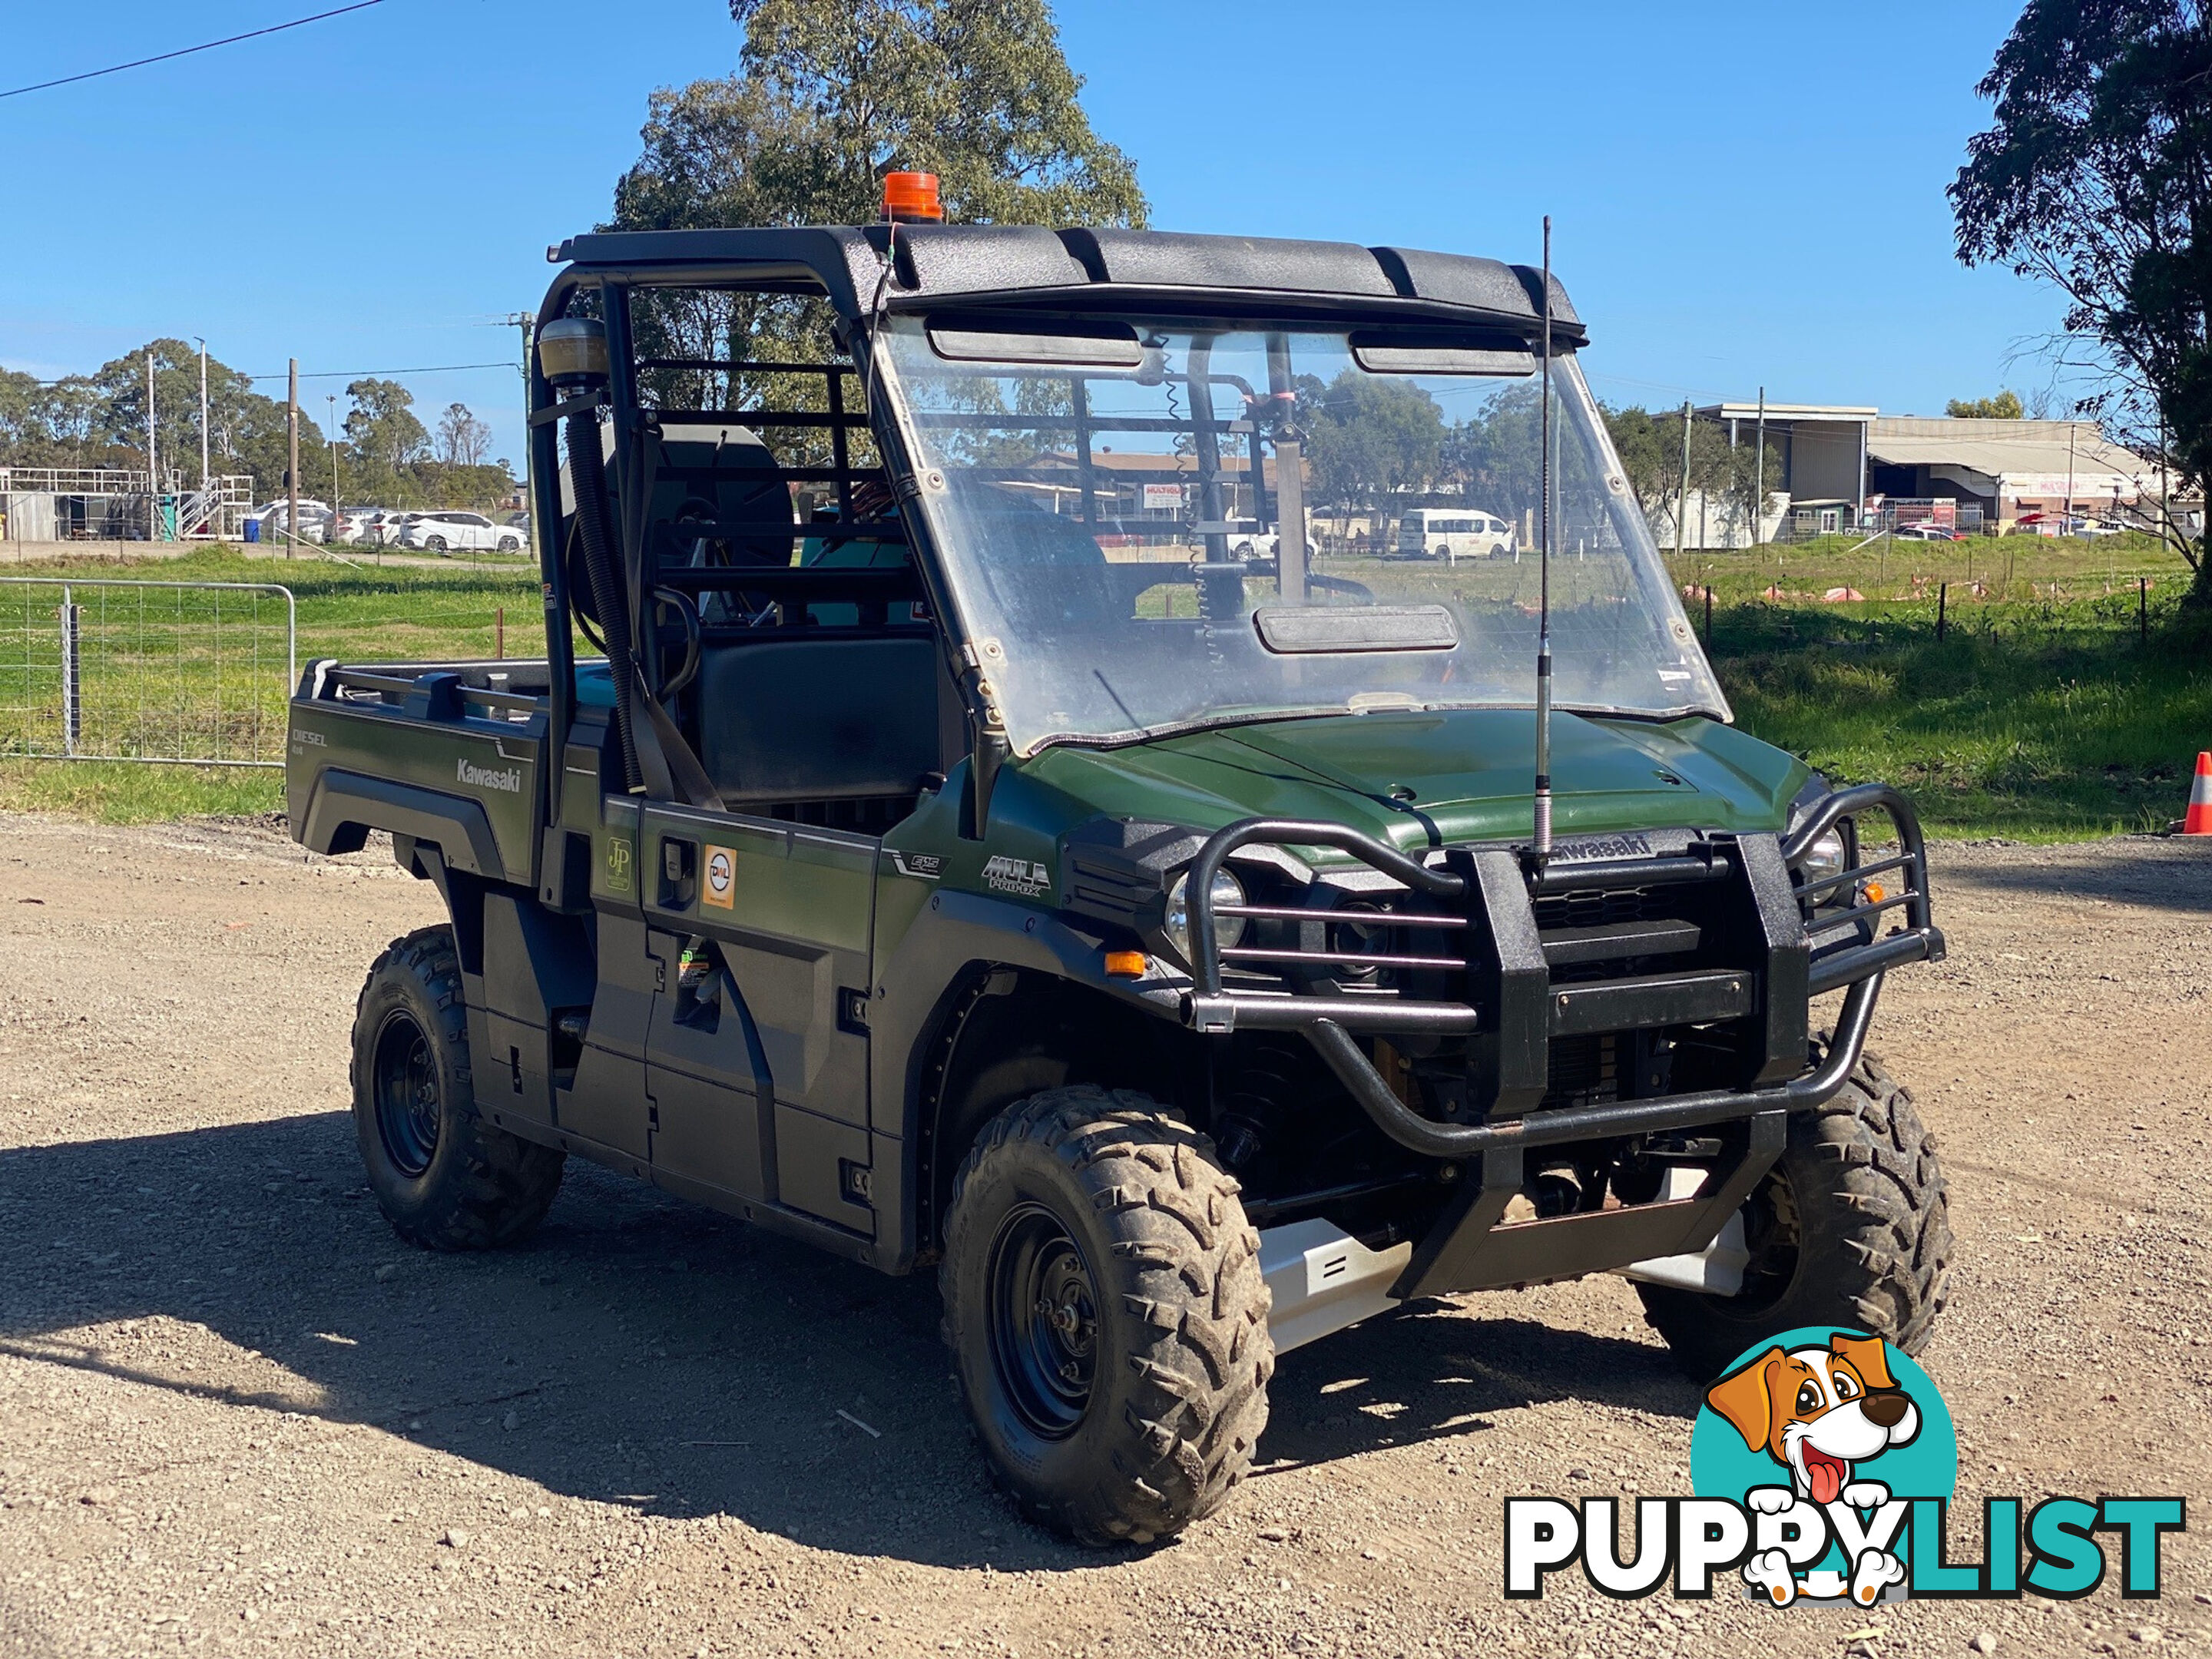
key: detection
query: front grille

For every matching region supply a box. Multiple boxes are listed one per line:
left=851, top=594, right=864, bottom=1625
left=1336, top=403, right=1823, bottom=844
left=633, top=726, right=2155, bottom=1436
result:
left=1216, top=881, right=1467, bottom=993
left=1533, top=886, right=1651, bottom=929
left=1222, top=882, right=1692, bottom=992
left=1542, top=1033, right=1619, bottom=1110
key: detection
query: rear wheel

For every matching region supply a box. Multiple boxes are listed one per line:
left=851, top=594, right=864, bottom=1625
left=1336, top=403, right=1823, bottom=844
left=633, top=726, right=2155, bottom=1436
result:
left=426, top=535, right=448, bottom=555
left=941, top=1088, right=1273, bottom=1546
left=352, top=926, right=565, bottom=1250
left=1638, top=1042, right=1952, bottom=1380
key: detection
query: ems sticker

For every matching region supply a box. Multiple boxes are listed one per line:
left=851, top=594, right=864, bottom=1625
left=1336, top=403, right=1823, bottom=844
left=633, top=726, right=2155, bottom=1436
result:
left=891, top=849, right=942, bottom=881
left=604, top=835, right=634, bottom=895
left=702, top=845, right=736, bottom=909
left=982, top=854, right=1050, bottom=898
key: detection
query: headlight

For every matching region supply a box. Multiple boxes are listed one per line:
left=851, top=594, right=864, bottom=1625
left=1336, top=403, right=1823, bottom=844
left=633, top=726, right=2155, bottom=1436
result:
left=1793, top=826, right=1849, bottom=896
left=1164, top=867, right=1247, bottom=962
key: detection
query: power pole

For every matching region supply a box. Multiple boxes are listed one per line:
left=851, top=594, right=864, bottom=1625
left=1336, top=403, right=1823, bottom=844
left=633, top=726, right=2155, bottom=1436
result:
left=145, top=353, right=160, bottom=541
left=328, top=395, right=341, bottom=540
left=1751, top=386, right=1767, bottom=548
left=1674, top=398, right=1692, bottom=561
left=2065, top=419, right=2078, bottom=531
left=196, top=337, right=210, bottom=492
left=504, top=312, right=537, bottom=557
left=286, top=358, right=300, bottom=561
left=2160, top=414, right=2171, bottom=552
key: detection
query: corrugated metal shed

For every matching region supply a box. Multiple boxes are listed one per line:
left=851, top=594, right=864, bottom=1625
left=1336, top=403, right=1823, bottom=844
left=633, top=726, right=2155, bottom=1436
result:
left=1866, top=419, right=2153, bottom=486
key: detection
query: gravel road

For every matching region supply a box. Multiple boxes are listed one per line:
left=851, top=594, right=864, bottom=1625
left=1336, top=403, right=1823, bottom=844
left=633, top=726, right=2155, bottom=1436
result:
left=2, top=814, right=2207, bottom=1658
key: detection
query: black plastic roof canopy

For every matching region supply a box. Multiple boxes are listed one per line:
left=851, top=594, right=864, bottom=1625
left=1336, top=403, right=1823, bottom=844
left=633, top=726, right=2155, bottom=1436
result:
left=548, top=224, right=1584, bottom=343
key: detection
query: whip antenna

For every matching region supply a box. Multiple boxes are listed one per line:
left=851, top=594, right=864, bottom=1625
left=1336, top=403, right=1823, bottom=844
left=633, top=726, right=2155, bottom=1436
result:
left=1532, top=214, right=1555, bottom=869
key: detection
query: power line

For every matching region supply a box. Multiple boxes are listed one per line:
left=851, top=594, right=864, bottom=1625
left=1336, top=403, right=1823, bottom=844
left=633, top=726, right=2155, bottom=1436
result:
left=18, top=358, right=513, bottom=389
left=246, top=362, right=515, bottom=381
left=0, top=2, right=386, bottom=101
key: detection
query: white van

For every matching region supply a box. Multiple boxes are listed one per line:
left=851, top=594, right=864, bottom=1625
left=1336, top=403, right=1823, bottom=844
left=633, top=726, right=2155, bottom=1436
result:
left=1396, top=508, right=1515, bottom=561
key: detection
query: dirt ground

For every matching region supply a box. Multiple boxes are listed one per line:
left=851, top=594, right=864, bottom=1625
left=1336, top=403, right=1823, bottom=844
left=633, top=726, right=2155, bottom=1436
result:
left=2, top=813, right=2207, bottom=1659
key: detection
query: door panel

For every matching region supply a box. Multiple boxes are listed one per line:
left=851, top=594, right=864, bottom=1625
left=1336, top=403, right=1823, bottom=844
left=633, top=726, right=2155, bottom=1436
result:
left=641, top=805, right=877, bottom=1233
left=554, top=910, right=654, bottom=1162
left=646, top=932, right=774, bottom=1201
left=724, top=939, right=839, bottom=1112
left=774, top=1104, right=873, bottom=1233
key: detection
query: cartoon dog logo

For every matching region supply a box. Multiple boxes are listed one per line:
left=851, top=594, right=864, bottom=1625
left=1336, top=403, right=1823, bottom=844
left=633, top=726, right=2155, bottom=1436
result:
left=1705, top=1333, right=1922, bottom=1606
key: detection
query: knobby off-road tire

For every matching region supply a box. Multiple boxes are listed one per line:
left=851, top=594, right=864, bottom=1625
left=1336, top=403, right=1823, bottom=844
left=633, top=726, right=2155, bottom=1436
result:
left=1639, top=1041, right=1952, bottom=1382
left=352, top=926, right=565, bottom=1250
left=941, top=1088, right=1273, bottom=1546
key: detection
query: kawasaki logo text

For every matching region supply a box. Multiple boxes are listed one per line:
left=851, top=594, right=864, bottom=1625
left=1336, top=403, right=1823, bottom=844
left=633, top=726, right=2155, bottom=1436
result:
left=457, top=757, right=522, bottom=793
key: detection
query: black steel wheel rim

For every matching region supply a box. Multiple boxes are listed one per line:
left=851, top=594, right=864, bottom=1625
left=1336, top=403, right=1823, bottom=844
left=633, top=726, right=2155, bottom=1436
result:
left=371, top=1010, right=442, bottom=1178
left=986, top=1200, right=1101, bottom=1439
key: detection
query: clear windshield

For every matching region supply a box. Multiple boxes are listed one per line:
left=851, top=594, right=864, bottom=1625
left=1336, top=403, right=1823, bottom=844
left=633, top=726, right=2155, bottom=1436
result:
left=879, top=320, right=1727, bottom=755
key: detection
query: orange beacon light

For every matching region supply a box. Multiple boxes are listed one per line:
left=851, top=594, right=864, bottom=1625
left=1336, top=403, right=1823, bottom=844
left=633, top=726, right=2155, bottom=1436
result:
left=882, top=171, right=945, bottom=223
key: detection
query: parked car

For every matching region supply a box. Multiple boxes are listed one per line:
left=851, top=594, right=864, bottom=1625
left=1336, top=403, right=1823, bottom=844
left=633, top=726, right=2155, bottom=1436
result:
left=399, top=511, right=527, bottom=555
left=1396, top=507, right=1515, bottom=560
left=360, top=510, right=418, bottom=548
left=250, top=500, right=330, bottom=542
left=1892, top=522, right=1965, bottom=541
left=2017, top=512, right=2122, bottom=538
left=286, top=508, right=336, bottom=545
left=1226, top=529, right=1317, bottom=561
left=331, top=508, right=382, bottom=545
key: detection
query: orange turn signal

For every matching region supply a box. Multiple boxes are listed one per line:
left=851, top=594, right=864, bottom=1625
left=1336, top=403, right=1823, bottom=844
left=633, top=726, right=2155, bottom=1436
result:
left=1862, top=881, right=1887, bottom=906
left=1104, top=949, right=1147, bottom=979
left=882, top=171, right=945, bottom=224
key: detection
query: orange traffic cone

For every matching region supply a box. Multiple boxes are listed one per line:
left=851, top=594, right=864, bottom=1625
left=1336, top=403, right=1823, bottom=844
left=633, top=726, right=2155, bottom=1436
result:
left=2185, top=752, right=2212, bottom=836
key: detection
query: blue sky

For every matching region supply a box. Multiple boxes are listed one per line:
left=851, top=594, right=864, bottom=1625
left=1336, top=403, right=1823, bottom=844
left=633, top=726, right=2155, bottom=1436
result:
left=2, top=0, right=2065, bottom=465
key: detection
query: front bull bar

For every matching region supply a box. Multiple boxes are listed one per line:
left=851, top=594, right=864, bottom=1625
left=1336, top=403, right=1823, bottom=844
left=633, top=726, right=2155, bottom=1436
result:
left=1176, top=783, right=1944, bottom=1161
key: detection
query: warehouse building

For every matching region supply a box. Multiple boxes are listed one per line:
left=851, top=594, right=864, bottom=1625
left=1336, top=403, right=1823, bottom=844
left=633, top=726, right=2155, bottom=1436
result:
left=1647, top=405, right=2163, bottom=546
left=1865, top=416, right=2157, bottom=528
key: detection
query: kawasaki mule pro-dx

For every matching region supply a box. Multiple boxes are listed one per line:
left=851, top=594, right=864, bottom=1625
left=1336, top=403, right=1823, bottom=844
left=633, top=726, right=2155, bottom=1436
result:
left=288, top=197, right=1951, bottom=1545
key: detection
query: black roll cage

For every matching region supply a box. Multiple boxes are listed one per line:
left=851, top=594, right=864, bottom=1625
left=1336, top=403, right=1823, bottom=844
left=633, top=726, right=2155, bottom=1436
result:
left=526, top=227, right=1591, bottom=826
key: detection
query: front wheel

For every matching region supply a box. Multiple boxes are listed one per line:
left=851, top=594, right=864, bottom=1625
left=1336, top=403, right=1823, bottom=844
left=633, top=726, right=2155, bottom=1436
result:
left=941, top=1088, right=1273, bottom=1546
left=425, top=535, right=448, bottom=554
left=352, top=926, right=565, bottom=1250
left=496, top=535, right=522, bottom=552
left=1638, top=1042, right=1952, bottom=1381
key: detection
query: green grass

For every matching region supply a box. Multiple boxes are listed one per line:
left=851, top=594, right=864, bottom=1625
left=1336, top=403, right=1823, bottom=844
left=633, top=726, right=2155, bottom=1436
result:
left=1688, top=535, right=2212, bottom=838
left=1663, top=527, right=2192, bottom=607
left=0, top=758, right=284, bottom=823
left=1713, top=621, right=2212, bottom=839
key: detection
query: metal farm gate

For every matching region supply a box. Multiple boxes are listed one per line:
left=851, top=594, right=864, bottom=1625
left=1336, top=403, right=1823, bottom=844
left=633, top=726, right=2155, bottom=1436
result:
left=0, top=578, right=296, bottom=767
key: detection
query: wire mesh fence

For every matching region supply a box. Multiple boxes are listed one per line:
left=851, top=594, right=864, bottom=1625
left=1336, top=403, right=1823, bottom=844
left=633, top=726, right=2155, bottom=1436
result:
left=1694, top=579, right=2190, bottom=655
left=0, top=578, right=296, bottom=767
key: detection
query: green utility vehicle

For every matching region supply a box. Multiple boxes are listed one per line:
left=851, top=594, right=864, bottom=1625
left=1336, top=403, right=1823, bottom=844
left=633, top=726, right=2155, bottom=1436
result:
left=289, top=209, right=1952, bottom=1545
